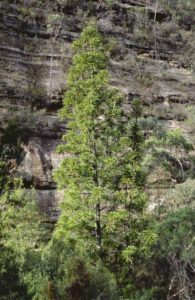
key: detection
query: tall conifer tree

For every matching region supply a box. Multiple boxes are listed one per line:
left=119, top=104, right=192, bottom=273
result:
left=54, top=25, right=153, bottom=293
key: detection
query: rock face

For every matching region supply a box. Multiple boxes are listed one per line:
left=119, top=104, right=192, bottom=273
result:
left=0, top=0, right=195, bottom=215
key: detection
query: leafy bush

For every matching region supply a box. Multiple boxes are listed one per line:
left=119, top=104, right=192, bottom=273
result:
left=166, top=179, right=195, bottom=209
left=0, top=179, right=51, bottom=299
left=0, top=244, right=29, bottom=300
left=156, top=208, right=195, bottom=299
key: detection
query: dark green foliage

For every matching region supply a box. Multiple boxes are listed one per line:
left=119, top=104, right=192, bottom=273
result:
left=0, top=118, right=30, bottom=163
left=157, top=208, right=195, bottom=258
left=117, top=208, right=195, bottom=300
left=0, top=161, right=8, bottom=193
left=34, top=238, right=118, bottom=299
left=65, top=258, right=118, bottom=300
left=155, top=208, right=195, bottom=299
left=0, top=117, right=31, bottom=194
left=94, top=197, right=195, bottom=300
left=0, top=244, right=29, bottom=300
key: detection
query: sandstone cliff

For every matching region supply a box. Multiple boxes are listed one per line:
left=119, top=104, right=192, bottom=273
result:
left=1, top=0, right=195, bottom=217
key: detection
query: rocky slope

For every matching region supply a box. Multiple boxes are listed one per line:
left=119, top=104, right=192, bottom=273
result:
left=0, top=0, right=195, bottom=217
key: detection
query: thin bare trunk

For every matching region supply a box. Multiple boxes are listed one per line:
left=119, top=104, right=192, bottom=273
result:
left=93, top=141, right=102, bottom=256
left=49, top=46, right=54, bottom=95
left=154, top=0, right=158, bottom=22
left=96, top=202, right=102, bottom=250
